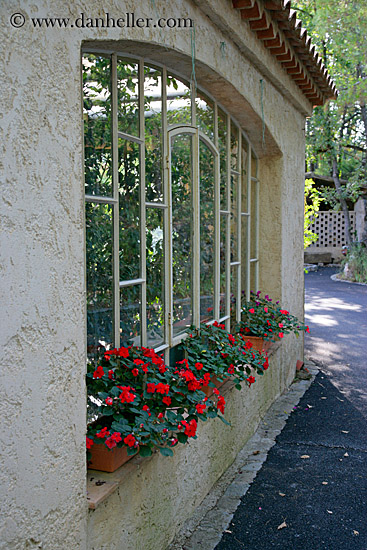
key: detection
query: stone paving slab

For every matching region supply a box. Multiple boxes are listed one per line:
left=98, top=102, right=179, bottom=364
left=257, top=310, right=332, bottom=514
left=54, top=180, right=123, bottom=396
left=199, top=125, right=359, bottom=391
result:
left=168, top=361, right=319, bottom=550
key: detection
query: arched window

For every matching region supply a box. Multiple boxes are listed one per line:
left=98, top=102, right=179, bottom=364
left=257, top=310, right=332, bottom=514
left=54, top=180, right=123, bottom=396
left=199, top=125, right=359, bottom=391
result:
left=83, top=52, right=259, bottom=362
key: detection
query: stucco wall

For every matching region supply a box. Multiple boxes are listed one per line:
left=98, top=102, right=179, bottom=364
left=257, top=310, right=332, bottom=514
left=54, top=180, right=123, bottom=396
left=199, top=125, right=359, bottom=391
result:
left=1, top=0, right=306, bottom=548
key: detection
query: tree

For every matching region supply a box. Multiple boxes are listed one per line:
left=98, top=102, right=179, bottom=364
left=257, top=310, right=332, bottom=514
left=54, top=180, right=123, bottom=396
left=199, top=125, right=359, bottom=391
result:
left=294, top=0, right=367, bottom=244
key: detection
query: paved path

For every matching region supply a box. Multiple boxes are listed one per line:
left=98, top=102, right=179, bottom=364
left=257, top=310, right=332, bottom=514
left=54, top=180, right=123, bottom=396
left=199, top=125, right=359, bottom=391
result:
left=170, top=267, right=367, bottom=550
left=305, top=266, right=367, bottom=417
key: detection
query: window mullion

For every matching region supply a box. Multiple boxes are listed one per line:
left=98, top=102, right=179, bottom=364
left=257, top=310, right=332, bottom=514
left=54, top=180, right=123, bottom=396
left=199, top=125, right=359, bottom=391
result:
left=236, top=131, right=242, bottom=323
left=139, top=59, right=147, bottom=347
left=111, top=52, right=120, bottom=348
left=213, top=103, right=220, bottom=321
left=162, top=66, right=171, bottom=360
left=255, top=170, right=260, bottom=292
left=193, top=129, right=200, bottom=328
left=246, top=145, right=252, bottom=301
left=225, top=114, right=231, bottom=331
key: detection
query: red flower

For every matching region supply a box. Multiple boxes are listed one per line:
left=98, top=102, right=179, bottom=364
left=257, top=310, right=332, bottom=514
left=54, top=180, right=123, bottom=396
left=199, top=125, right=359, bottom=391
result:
left=196, top=403, right=206, bottom=414
left=306, top=326, right=310, bottom=333
left=124, top=434, right=137, bottom=447
left=264, top=307, right=268, bottom=313
left=146, top=383, right=156, bottom=393
left=278, top=323, right=284, bottom=328
left=105, top=397, right=113, bottom=406
left=134, top=358, right=144, bottom=365
left=217, top=395, right=226, bottom=414
left=158, top=412, right=164, bottom=419
left=162, top=396, right=171, bottom=406
left=182, top=419, right=197, bottom=437
left=155, top=383, right=170, bottom=395
left=188, top=379, right=202, bottom=391
left=108, top=369, right=114, bottom=379
left=227, top=364, right=235, bottom=374
left=195, top=362, right=204, bottom=371
left=280, top=310, right=289, bottom=315
left=202, top=373, right=211, bottom=385
left=142, top=405, right=151, bottom=416
left=278, top=332, right=284, bottom=338
left=86, top=437, right=94, bottom=450
left=171, top=438, right=178, bottom=446
left=213, top=388, right=220, bottom=396
left=132, top=368, right=139, bottom=377
left=110, top=432, right=122, bottom=443
left=105, top=436, right=117, bottom=449
left=117, top=347, right=129, bottom=358
left=93, top=365, right=104, bottom=379
left=96, top=427, right=110, bottom=439
left=247, top=376, right=256, bottom=386
left=163, top=428, right=168, bottom=434
left=263, top=357, right=269, bottom=370
left=249, top=308, right=255, bottom=314
left=119, top=386, right=136, bottom=404
left=228, top=334, right=235, bottom=345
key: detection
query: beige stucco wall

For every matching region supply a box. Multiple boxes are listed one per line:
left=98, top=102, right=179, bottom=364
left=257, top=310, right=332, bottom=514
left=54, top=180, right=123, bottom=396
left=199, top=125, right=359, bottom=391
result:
left=1, top=0, right=306, bottom=549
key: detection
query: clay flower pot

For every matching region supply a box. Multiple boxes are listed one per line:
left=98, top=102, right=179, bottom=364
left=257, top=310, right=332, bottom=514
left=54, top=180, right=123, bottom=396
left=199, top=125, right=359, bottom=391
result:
left=88, top=444, right=138, bottom=473
left=244, top=335, right=271, bottom=352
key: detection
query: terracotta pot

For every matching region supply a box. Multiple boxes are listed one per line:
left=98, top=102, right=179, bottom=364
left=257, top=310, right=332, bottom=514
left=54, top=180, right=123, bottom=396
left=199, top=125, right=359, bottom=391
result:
left=88, top=443, right=138, bottom=472
left=243, top=335, right=271, bottom=352
left=202, top=374, right=231, bottom=397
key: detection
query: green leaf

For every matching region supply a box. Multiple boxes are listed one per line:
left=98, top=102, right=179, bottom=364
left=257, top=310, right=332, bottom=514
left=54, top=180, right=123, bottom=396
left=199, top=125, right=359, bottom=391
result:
left=139, top=446, right=153, bottom=457
left=177, top=432, right=188, bottom=444
left=159, top=446, right=174, bottom=457
left=127, top=446, right=138, bottom=456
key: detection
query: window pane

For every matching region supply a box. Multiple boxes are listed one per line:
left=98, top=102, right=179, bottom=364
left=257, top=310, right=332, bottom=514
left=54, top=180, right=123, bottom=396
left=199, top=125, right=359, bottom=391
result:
left=230, top=173, right=238, bottom=262
left=196, top=91, right=214, bottom=141
left=251, top=154, right=258, bottom=178
left=86, top=202, right=114, bottom=355
left=146, top=208, right=165, bottom=348
left=251, top=179, right=258, bottom=259
left=199, top=141, right=215, bottom=323
left=220, top=214, right=228, bottom=318
left=218, top=109, right=228, bottom=210
left=167, top=74, right=191, bottom=126
left=230, top=123, right=239, bottom=171
left=120, top=285, right=141, bottom=346
left=171, top=133, right=193, bottom=336
left=83, top=54, right=112, bottom=196
left=117, top=59, right=139, bottom=137
left=230, top=266, right=238, bottom=331
left=145, top=65, right=163, bottom=202
left=119, top=139, right=140, bottom=281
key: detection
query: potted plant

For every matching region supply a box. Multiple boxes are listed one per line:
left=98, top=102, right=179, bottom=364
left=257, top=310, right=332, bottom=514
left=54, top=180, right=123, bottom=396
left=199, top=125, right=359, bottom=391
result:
left=86, top=345, right=227, bottom=471
left=236, top=291, right=309, bottom=351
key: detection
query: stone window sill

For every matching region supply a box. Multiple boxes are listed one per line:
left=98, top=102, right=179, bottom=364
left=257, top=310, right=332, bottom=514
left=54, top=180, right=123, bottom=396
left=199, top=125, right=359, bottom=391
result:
left=87, top=340, right=282, bottom=510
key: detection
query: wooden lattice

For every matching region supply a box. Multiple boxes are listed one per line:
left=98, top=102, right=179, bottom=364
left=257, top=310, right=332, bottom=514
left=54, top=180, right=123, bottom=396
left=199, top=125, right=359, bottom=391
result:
left=308, top=211, right=356, bottom=248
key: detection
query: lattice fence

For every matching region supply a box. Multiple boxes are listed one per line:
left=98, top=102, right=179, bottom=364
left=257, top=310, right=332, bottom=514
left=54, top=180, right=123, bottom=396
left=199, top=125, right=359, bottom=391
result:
left=308, top=211, right=356, bottom=248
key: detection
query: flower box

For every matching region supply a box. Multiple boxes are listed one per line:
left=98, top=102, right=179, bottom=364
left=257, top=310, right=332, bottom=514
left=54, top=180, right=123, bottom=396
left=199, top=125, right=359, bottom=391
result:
left=88, top=443, right=138, bottom=473
left=243, top=336, right=272, bottom=353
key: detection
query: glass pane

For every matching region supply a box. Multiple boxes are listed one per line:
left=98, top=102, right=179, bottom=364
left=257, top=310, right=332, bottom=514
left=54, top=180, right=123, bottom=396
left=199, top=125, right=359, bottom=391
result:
left=230, top=266, right=238, bottom=331
left=171, top=133, right=193, bottom=336
left=220, top=214, right=228, bottom=318
left=200, top=141, right=215, bottom=323
left=146, top=208, right=165, bottom=348
left=230, top=173, right=238, bottom=262
left=230, top=123, right=239, bottom=171
left=145, top=65, right=163, bottom=202
left=118, top=139, right=140, bottom=281
left=120, top=285, right=141, bottom=346
left=218, top=109, right=228, bottom=210
left=167, top=74, right=191, bottom=126
left=83, top=54, right=112, bottom=197
left=117, top=59, right=139, bottom=137
left=86, top=202, right=114, bottom=356
left=251, top=154, right=258, bottom=178
left=196, top=90, right=214, bottom=141
left=251, top=180, right=258, bottom=259
left=241, top=145, right=249, bottom=214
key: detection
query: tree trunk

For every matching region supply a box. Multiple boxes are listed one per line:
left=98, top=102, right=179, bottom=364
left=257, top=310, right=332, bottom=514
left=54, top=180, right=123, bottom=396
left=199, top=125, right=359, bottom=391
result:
left=332, top=157, right=352, bottom=244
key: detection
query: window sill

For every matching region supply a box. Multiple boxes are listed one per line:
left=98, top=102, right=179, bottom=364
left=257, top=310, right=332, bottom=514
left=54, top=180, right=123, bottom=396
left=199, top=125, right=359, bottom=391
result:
left=87, top=340, right=282, bottom=510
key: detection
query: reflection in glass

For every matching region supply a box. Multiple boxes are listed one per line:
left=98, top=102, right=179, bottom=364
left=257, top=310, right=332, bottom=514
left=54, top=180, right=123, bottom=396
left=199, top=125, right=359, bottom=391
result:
left=120, top=285, right=141, bottom=346
left=118, top=139, right=140, bottom=281
left=218, top=109, right=228, bottom=210
left=145, top=65, right=163, bottom=202
left=117, top=59, right=139, bottom=137
left=241, top=145, right=249, bottom=214
left=146, top=208, right=165, bottom=347
left=86, top=202, right=114, bottom=355
left=196, top=91, right=214, bottom=141
left=171, top=133, right=193, bottom=336
left=200, top=141, right=215, bottom=323
left=167, top=74, right=191, bottom=126
left=230, top=266, right=238, bottom=331
left=220, top=215, right=227, bottom=318
left=230, top=173, right=238, bottom=262
left=83, top=54, right=112, bottom=197
left=230, top=123, right=239, bottom=171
